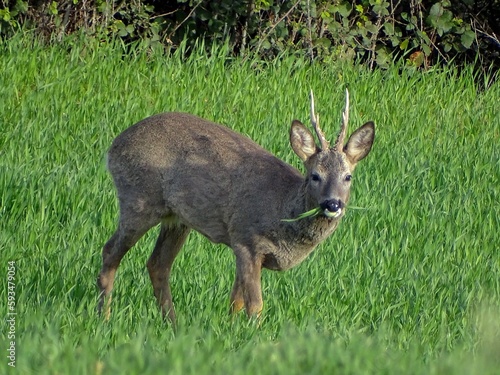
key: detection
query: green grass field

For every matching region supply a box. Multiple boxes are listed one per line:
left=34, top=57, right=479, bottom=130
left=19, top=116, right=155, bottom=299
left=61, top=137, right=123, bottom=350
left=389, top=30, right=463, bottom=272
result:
left=1, top=34, right=499, bottom=374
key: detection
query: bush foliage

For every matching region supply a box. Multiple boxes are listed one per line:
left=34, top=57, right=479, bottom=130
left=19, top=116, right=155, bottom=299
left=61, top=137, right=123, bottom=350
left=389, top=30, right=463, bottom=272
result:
left=1, top=0, right=499, bottom=70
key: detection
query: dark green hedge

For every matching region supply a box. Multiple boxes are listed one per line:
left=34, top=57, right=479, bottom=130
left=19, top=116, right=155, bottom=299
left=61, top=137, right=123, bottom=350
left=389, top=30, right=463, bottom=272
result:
left=1, top=0, right=499, bottom=71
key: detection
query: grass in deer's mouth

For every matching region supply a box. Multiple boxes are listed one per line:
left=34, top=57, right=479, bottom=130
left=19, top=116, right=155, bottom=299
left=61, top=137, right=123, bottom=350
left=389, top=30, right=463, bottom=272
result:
left=282, top=205, right=369, bottom=221
left=281, top=207, right=322, bottom=222
left=281, top=206, right=372, bottom=223
left=282, top=207, right=342, bottom=222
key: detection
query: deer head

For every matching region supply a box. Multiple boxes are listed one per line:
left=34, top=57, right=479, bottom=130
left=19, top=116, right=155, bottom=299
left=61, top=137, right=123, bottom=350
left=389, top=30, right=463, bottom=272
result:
left=290, top=89, right=375, bottom=219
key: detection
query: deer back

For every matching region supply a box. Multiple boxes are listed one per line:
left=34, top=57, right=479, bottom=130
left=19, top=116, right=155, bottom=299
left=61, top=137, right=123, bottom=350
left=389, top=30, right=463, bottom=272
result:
left=107, top=112, right=305, bottom=247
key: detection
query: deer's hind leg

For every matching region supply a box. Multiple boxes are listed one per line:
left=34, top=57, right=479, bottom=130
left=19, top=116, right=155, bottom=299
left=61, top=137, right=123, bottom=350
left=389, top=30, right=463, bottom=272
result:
left=97, top=199, right=161, bottom=320
left=147, top=222, right=190, bottom=324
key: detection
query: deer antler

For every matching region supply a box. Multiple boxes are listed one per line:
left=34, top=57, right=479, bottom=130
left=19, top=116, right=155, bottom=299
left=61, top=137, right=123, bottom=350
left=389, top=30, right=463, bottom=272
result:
left=334, top=88, right=349, bottom=151
left=310, top=89, right=329, bottom=150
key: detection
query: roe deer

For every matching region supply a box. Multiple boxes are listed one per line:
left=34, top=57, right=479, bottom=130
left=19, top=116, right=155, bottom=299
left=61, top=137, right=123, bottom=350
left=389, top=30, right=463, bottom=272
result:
left=97, top=90, right=375, bottom=323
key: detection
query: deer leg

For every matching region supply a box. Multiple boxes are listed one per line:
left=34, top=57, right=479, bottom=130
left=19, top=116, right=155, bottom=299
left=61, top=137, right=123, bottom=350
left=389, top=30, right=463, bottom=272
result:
left=147, top=223, right=190, bottom=324
left=97, top=226, right=151, bottom=319
left=234, top=250, right=263, bottom=318
left=97, top=203, right=159, bottom=320
left=230, top=272, right=244, bottom=315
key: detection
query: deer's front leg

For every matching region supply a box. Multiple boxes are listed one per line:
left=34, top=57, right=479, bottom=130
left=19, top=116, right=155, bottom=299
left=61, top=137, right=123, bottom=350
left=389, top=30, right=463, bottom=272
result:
left=233, top=248, right=263, bottom=318
left=230, top=271, right=245, bottom=315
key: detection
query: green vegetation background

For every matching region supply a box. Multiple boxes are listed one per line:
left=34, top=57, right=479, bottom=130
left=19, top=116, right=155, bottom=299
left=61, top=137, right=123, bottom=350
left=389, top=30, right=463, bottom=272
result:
left=2, top=1, right=500, bottom=71
left=0, top=34, right=499, bottom=373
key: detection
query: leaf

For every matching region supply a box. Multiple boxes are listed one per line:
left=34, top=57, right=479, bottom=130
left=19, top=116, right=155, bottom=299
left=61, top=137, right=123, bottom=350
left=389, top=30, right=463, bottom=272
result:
left=0, top=9, right=11, bottom=21
left=315, top=38, right=331, bottom=48
left=417, top=30, right=431, bottom=45
left=330, top=20, right=342, bottom=34
left=373, top=2, right=389, bottom=17
left=335, top=2, right=352, bottom=18
left=399, top=38, right=409, bottom=50
left=261, top=39, right=271, bottom=50
left=365, top=21, right=379, bottom=34
left=14, top=1, right=28, bottom=14
left=49, top=1, right=58, bottom=16
left=429, top=3, right=443, bottom=18
left=384, top=23, right=394, bottom=36
left=320, top=10, right=332, bottom=23
left=376, top=46, right=391, bottom=69
left=422, top=43, right=431, bottom=56
left=461, top=30, right=475, bottom=49
left=437, top=10, right=454, bottom=34
left=428, top=5, right=453, bottom=36
left=408, top=51, right=425, bottom=67
left=389, top=36, right=401, bottom=47
left=115, top=21, right=129, bottom=37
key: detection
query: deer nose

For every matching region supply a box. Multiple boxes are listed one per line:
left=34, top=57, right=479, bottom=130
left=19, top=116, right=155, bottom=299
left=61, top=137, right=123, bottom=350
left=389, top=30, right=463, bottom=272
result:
left=320, top=199, right=342, bottom=213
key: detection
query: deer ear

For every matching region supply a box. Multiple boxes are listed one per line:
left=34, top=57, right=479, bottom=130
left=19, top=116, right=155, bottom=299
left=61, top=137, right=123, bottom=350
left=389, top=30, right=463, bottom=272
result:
left=343, top=121, right=375, bottom=166
left=290, top=120, right=319, bottom=161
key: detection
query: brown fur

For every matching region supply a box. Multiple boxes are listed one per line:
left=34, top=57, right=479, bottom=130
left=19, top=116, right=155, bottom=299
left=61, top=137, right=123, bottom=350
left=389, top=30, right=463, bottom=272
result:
left=97, top=111, right=375, bottom=323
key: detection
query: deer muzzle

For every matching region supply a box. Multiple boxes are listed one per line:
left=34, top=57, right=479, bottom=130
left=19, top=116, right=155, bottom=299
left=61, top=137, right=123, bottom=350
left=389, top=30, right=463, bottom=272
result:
left=320, top=199, right=343, bottom=218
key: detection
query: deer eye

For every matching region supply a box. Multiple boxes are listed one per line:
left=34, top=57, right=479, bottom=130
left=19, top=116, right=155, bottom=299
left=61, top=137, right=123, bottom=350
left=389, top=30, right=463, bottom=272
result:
left=345, top=174, right=352, bottom=181
left=311, top=173, right=321, bottom=182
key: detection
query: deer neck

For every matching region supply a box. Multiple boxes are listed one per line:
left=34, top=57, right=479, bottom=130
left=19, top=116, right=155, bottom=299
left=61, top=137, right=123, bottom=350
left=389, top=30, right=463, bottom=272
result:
left=259, top=184, right=341, bottom=271
left=281, top=183, right=340, bottom=248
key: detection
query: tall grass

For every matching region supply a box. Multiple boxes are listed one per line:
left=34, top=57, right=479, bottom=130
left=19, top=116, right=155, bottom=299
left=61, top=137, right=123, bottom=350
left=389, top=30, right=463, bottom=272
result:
left=1, top=34, right=499, bottom=374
